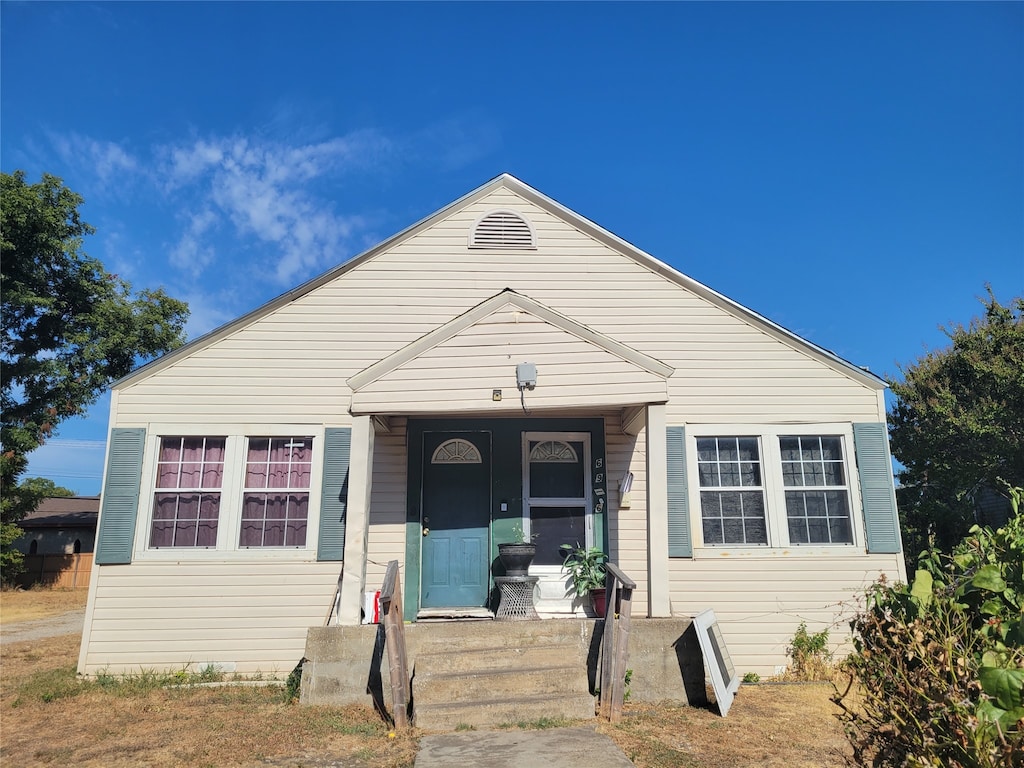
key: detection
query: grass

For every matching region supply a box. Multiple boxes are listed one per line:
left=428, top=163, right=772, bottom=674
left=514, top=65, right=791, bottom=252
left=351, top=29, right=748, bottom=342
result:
left=0, top=585, right=87, bottom=623
left=1, top=587, right=852, bottom=767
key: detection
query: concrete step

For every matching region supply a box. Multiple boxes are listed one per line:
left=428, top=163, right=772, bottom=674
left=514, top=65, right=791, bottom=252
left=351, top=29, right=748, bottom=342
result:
left=415, top=663, right=587, bottom=701
left=412, top=629, right=595, bottom=730
left=415, top=643, right=580, bottom=675
left=414, top=691, right=596, bottom=731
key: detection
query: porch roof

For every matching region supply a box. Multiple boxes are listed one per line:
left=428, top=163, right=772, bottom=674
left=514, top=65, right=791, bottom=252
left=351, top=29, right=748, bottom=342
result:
left=348, top=289, right=673, bottom=415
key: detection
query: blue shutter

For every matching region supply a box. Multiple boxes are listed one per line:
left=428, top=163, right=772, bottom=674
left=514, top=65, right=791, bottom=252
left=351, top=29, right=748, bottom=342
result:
left=853, top=422, right=902, bottom=554
left=95, top=428, right=146, bottom=565
left=318, top=427, right=351, bottom=561
left=666, top=426, right=693, bottom=557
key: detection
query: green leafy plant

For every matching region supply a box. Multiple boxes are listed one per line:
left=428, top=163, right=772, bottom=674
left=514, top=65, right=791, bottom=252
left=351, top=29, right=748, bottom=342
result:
left=559, top=543, right=607, bottom=597
left=834, top=510, right=1024, bottom=767
left=742, top=672, right=761, bottom=684
left=785, top=622, right=833, bottom=681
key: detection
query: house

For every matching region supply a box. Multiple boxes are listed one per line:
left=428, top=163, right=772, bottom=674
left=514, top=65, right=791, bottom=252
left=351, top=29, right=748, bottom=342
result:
left=15, top=496, right=99, bottom=588
left=78, top=174, right=905, bottom=683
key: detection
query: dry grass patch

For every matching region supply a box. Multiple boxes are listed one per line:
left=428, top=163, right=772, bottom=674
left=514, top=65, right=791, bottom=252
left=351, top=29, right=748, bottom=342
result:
left=1, top=634, right=418, bottom=768
left=602, top=683, right=852, bottom=768
left=0, top=586, right=88, bottom=624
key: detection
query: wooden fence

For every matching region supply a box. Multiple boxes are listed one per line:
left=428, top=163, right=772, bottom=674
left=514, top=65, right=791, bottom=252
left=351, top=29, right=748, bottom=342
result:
left=15, top=554, right=93, bottom=590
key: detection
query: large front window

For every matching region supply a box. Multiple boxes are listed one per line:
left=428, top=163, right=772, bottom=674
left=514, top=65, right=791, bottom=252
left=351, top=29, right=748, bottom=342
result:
left=240, top=437, right=313, bottom=547
left=780, top=436, right=853, bottom=544
left=150, top=437, right=225, bottom=548
left=697, top=437, right=767, bottom=545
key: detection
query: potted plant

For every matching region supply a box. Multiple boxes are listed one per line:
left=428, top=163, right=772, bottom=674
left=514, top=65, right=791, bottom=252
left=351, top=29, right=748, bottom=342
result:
left=497, top=522, right=536, bottom=576
left=559, top=543, right=608, bottom=617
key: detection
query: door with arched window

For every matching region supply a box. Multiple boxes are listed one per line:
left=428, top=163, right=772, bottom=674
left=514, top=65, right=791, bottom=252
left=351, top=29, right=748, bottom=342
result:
left=420, top=432, right=492, bottom=609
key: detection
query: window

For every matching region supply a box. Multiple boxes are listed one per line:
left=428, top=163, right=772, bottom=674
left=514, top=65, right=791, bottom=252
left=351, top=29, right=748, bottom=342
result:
left=780, top=436, right=853, bottom=544
left=524, top=433, right=591, bottom=566
left=240, top=437, right=313, bottom=547
left=697, top=437, right=767, bottom=545
left=150, top=437, right=225, bottom=548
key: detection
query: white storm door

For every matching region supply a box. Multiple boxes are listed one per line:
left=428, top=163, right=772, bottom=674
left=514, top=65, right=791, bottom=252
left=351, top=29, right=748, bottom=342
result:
left=522, top=432, right=592, bottom=614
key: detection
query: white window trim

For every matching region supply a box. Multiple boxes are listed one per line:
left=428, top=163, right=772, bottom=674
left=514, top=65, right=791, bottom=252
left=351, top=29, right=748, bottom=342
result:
left=685, top=423, right=865, bottom=558
left=133, top=424, right=326, bottom=561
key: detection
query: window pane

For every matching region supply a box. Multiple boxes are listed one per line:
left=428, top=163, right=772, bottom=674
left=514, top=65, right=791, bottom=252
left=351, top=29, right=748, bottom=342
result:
left=779, top=437, right=800, bottom=462
left=696, top=439, right=717, bottom=462
left=529, top=506, right=586, bottom=565
left=529, top=441, right=584, bottom=498
left=698, top=463, right=719, bottom=488
left=150, top=437, right=224, bottom=549
left=823, top=461, right=845, bottom=485
left=820, top=437, right=843, bottom=461
left=785, top=490, right=852, bottom=544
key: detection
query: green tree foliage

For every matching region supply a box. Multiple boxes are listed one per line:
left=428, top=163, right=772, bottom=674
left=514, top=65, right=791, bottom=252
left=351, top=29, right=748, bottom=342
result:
left=888, top=288, right=1024, bottom=558
left=1, top=170, right=189, bottom=580
left=18, top=477, right=76, bottom=498
left=835, top=512, right=1024, bottom=767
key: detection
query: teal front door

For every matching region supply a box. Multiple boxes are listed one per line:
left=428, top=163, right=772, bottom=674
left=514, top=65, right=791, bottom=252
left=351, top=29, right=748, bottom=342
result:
left=420, top=432, right=491, bottom=608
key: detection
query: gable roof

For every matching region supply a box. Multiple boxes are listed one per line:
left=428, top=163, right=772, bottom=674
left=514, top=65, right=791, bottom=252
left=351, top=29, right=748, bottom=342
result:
left=115, top=173, right=886, bottom=390
left=348, top=289, right=674, bottom=414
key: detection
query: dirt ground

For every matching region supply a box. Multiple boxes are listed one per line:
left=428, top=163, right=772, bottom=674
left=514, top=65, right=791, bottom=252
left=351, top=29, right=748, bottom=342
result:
left=0, top=588, right=853, bottom=767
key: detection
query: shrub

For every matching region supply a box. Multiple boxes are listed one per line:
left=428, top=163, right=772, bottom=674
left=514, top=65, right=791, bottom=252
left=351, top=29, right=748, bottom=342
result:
left=786, top=621, right=833, bottom=681
left=834, top=512, right=1024, bottom=767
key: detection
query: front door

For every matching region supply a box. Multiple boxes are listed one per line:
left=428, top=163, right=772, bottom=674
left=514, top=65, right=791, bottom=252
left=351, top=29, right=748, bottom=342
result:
left=420, top=432, right=491, bottom=608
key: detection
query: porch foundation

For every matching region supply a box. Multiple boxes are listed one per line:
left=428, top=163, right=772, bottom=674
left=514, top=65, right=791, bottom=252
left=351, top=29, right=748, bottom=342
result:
left=300, top=617, right=705, bottom=710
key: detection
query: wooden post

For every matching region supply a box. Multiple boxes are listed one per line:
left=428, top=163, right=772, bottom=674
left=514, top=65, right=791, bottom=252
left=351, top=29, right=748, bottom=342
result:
left=608, top=583, right=633, bottom=722
left=382, top=560, right=410, bottom=728
left=599, top=575, right=618, bottom=720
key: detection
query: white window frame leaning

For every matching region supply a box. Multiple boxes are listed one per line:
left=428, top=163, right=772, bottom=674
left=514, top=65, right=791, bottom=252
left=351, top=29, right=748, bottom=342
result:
left=133, top=424, right=326, bottom=561
left=684, top=423, right=866, bottom=557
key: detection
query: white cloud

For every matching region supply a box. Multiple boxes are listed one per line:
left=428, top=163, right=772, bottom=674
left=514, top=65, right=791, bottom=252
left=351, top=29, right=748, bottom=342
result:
left=159, top=131, right=390, bottom=284
left=49, top=132, right=139, bottom=187
left=169, top=209, right=218, bottom=272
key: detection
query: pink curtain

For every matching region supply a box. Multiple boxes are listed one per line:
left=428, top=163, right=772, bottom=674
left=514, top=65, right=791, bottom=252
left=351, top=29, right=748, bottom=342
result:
left=151, top=437, right=225, bottom=548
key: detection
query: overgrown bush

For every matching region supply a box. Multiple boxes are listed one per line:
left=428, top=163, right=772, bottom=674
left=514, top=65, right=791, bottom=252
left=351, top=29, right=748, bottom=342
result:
left=834, top=513, right=1024, bottom=767
left=785, top=621, right=834, bottom=681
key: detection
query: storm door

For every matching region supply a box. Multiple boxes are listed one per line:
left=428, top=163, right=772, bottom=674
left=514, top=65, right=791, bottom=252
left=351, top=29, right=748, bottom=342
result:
left=420, top=432, right=491, bottom=608
left=522, top=432, right=592, bottom=612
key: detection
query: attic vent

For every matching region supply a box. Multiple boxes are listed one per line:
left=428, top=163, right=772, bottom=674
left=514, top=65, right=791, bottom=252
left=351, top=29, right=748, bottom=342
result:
left=469, top=210, right=536, bottom=249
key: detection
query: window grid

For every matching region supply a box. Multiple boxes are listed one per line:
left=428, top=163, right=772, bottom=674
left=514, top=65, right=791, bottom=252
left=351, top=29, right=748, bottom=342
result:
left=780, top=436, right=853, bottom=545
left=150, top=437, right=225, bottom=548
left=240, top=437, right=313, bottom=548
left=697, top=437, right=768, bottom=546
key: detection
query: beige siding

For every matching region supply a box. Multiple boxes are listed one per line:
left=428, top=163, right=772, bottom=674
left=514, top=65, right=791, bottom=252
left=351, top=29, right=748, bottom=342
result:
left=668, top=553, right=905, bottom=675
left=364, top=419, right=409, bottom=590
left=114, top=188, right=882, bottom=428
left=79, top=560, right=340, bottom=675
left=605, top=416, right=651, bottom=613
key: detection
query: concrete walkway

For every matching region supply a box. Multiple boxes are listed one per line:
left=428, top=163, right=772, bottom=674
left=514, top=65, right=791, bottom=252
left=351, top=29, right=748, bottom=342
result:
left=414, top=725, right=636, bottom=768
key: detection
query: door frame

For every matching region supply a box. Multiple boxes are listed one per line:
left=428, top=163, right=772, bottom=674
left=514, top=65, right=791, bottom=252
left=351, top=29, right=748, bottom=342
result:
left=404, top=417, right=607, bottom=619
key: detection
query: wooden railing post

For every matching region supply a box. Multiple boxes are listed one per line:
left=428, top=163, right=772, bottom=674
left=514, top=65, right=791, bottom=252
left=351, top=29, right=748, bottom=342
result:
left=598, top=563, right=637, bottom=723
left=380, top=560, right=410, bottom=728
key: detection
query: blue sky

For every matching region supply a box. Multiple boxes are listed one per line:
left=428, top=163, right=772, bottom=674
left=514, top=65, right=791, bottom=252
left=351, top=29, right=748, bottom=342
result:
left=2, top=2, right=1021, bottom=495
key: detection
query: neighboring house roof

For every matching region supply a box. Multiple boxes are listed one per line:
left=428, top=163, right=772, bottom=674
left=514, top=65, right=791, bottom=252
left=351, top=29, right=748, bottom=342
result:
left=113, top=173, right=887, bottom=391
left=20, top=497, right=100, bottom=529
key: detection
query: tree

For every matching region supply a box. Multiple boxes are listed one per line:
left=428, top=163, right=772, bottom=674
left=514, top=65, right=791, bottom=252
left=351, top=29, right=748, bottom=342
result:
left=1, top=170, right=189, bottom=581
left=17, top=477, right=75, bottom=498
left=888, top=287, right=1024, bottom=558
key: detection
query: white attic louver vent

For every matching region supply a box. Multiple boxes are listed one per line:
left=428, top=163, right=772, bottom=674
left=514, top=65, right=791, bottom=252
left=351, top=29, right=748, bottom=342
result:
left=469, top=210, right=536, bottom=249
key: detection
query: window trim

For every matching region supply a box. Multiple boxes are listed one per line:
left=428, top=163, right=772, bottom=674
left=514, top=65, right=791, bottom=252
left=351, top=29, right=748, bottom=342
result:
left=133, top=425, right=326, bottom=561
left=685, top=423, right=864, bottom=556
